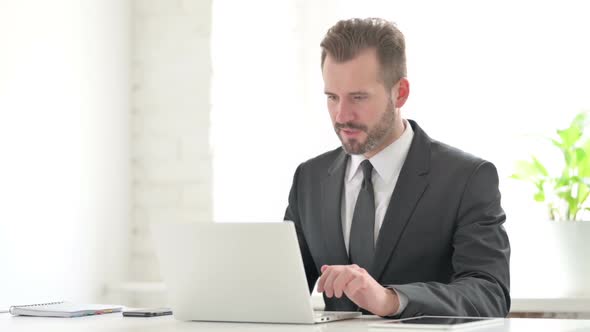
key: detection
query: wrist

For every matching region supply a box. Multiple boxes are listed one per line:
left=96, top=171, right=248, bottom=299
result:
left=378, top=288, right=399, bottom=317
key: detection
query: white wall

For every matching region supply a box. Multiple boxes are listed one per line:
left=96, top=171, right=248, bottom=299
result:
left=8, top=0, right=582, bottom=306
left=211, top=0, right=590, bottom=297
left=0, top=0, right=130, bottom=305
left=130, top=0, right=212, bottom=305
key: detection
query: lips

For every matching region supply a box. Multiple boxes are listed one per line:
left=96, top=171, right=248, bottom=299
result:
left=341, top=128, right=362, bottom=137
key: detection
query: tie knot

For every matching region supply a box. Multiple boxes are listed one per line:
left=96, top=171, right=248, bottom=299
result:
left=360, top=160, right=373, bottom=187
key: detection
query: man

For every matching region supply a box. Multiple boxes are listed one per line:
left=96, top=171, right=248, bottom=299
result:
left=284, top=18, right=510, bottom=318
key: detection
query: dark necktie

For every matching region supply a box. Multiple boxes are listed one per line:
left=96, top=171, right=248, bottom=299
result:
left=349, top=159, right=375, bottom=269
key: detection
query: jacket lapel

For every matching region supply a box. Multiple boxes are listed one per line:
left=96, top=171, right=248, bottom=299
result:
left=370, top=120, right=431, bottom=280
left=320, top=149, right=350, bottom=266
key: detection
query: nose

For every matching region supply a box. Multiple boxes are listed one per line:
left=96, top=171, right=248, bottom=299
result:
left=334, top=100, right=355, bottom=124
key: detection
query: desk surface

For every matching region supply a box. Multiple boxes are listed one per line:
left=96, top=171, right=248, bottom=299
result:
left=510, top=297, right=590, bottom=313
left=2, top=314, right=590, bottom=332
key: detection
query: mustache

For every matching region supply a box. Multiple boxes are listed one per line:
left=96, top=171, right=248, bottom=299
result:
left=334, top=122, right=368, bottom=132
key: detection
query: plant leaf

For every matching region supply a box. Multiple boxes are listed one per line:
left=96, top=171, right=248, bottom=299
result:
left=557, top=126, right=582, bottom=150
left=513, top=160, right=545, bottom=181
left=573, top=147, right=586, bottom=168
left=555, top=176, right=571, bottom=188
left=531, top=156, right=549, bottom=176
left=571, top=111, right=589, bottom=131
left=551, top=138, right=563, bottom=149
left=579, top=139, right=590, bottom=177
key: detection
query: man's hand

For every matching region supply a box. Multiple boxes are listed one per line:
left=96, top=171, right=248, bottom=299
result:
left=317, top=264, right=399, bottom=317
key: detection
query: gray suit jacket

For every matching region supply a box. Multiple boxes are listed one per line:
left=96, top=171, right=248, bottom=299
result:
left=284, top=120, right=510, bottom=318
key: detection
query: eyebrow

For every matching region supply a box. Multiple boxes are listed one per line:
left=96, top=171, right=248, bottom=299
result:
left=324, top=91, right=369, bottom=96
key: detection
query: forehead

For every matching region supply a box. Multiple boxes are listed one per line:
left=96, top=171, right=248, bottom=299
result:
left=322, top=48, right=383, bottom=93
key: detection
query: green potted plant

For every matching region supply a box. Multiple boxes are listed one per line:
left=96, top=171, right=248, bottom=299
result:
left=512, top=111, right=590, bottom=221
left=511, top=111, right=590, bottom=297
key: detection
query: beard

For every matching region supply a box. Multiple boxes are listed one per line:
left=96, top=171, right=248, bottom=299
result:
left=334, top=100, right=396, bottom=155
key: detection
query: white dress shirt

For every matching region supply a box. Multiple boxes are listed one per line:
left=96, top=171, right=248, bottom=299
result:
left=341, top=119, right=413, bottom=315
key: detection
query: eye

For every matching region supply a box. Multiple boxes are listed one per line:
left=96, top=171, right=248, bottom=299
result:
left=353, top=95, right=367, bottom=101
left=327, top=95, right=338, bottom=101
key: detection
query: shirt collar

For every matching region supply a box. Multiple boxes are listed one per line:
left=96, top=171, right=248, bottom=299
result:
left=347, top=119, right=414, bottom=183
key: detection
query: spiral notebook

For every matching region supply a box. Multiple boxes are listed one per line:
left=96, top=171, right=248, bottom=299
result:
left=9, top=301, right=123, bottom=318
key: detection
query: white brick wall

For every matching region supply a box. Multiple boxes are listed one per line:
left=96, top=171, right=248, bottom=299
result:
left=130, top=0, right=212, bottom=305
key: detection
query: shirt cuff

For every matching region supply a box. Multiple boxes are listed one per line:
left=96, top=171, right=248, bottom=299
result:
left=387, top=286, right=408, bottom=316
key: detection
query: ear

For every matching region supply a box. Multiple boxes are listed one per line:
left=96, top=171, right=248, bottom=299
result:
left=390, top=78, right=410, bottom=108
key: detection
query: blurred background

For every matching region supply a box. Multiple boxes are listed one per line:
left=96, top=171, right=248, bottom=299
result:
left=1, top=0, right=589, bottom=316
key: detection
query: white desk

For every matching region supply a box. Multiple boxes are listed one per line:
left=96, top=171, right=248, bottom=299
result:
left=110, top=282, right=590, bottom=316
left=2, top=314, right=590, bottom=332
left=510, top=297, right=590, bottom=313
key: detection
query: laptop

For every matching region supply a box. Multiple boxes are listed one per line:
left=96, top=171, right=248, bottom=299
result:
left=151, top=222, right=361, bottom=324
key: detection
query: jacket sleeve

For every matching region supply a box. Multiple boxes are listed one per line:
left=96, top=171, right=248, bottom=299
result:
left=284, top=164, right=319, bottom=293
left=393, top=161, right=511, bottom=318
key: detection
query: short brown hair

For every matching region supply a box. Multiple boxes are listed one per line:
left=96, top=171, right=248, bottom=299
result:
left=320, top=18, right=407, bottom=90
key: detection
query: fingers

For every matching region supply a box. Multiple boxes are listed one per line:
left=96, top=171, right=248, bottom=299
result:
left=321, top=267, right=341, bottom=298
left=317, top=265, right=330, bottom=292
left=319, top=265, right=388, bottom=316
left=332, top=268, right=356, bottom=298
left=318, top=265, right=361, bottom=298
